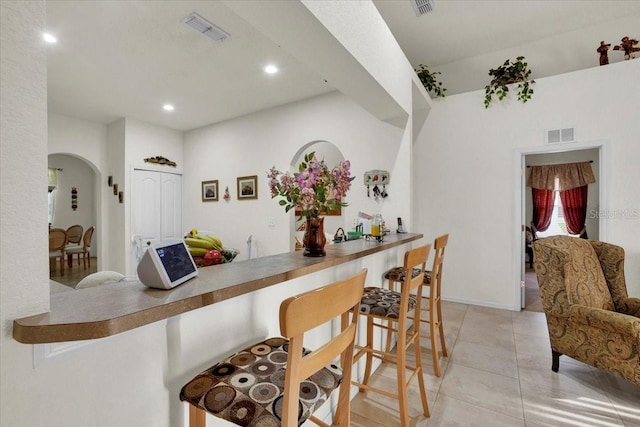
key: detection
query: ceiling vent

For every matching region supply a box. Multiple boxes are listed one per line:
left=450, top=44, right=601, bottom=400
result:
left=411, top=0, right=436, bottom=17
left=182, top=12, right=230, bottom=42
left=546, top=127, right=575, bottom=144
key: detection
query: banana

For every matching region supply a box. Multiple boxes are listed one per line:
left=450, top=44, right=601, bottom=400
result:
left=201, top=235, right=223, bottom=250
left=185, top=237, right=214, bottom=250
left=188, top=247, right=207, bottom=257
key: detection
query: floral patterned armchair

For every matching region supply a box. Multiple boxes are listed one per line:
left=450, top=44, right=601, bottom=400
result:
left=532, top=235, right=640, bottom=385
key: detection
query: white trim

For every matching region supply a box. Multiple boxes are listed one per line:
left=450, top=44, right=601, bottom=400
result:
left=513, top=140, right=609, bottom=311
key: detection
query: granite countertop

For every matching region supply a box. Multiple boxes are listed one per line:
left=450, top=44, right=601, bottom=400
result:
left=14, top=233, right=422, bottom=344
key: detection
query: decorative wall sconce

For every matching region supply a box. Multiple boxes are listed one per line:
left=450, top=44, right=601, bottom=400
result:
left=71, top=187, right=78, bottom=210
left=113, top=183, right=118, bottom=196
left=118, top=191, right=124, bottom=204
left=364, top=170, right=390, bottom=200
left=108, top=176, right=113, bottom=187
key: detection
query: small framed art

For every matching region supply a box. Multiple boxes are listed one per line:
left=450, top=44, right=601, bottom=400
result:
left=237, top=175, right=258, bottom=200
left=202, top=180, right=219, bottom=202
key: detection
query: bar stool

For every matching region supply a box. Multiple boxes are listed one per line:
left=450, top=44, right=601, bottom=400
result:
left=180, top=269, right=367, bottom=427
left=384, top=234, right=449, bottom=377
left=353, top=245, right=431, bottom=426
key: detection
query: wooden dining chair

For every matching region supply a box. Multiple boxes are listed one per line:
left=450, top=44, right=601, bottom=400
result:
left=49, top=228, right=67, bottom=275
left=66, top=224, right=83, bottom=247
left=66, top=226, right=94, bottom=269
left=180, top=269, right=367, bottom=427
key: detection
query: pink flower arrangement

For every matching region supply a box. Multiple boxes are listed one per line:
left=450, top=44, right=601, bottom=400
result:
left=268, top=152, right=354, bottom=218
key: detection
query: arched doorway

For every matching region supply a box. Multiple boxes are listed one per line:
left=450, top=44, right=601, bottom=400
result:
left=48, top=153, right=100, bottom=286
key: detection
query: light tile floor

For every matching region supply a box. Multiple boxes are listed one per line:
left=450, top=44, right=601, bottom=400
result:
left=350, top=301, right=640, bottom=426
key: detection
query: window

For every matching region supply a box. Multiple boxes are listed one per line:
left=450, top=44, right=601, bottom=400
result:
left=537, top=178, right=569, bottom=238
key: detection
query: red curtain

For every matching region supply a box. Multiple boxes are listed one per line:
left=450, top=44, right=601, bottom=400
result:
left=532, top=188, right=555, bottom=232
left=559, top=185, right=588, bottom=235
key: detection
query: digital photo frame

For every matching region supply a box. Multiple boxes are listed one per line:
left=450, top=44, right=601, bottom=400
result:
left=137, top=240, right=198, bottom=289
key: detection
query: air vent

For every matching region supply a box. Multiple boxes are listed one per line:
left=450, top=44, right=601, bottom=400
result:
left=411, top=0, right=435, bottom=16
left=546, top=127, right=575, bottom=144
left=182, top=12, right=230, bottom=42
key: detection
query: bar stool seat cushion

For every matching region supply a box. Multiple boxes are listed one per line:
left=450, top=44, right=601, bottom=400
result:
left=359, top=287, right=417, bottom=318
left=384, top=267, right=432, bottom=285
left=180, top=337, right=343, bottom=426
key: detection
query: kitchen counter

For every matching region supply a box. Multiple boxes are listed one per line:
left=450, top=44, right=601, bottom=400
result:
left=14, top=233, right=422, bottom=344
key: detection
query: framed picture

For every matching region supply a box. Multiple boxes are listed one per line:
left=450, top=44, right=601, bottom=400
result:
left=202, top=180, right=219, bottom=202
left=237, top=175, right=258, bottom=200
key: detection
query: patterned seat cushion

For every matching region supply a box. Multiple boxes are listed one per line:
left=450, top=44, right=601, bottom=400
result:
left=180, top=337, right=342, bottom=426
left=359, top=287, right=416, bottom=318
left=384, top=267, right=431, bottom=285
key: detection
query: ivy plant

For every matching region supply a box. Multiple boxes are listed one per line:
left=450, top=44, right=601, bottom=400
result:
left=484, top=56, right=535, bottom=108
left=415, top=64, right=447, bottom=98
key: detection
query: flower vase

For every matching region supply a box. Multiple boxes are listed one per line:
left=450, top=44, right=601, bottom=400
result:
left=303, top=216, right=326, bottom=257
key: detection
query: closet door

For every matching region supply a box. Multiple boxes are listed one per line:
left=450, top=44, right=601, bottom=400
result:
left=131, top=169, right=182, bottom=269
left=132, top=169, right=162, bottom=246
left=160, top=172, right=182, bottom=240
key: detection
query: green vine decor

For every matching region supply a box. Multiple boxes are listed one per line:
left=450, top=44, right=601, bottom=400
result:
left=484, top=56, right=535, bottom=108
left=415, top=64, right=447, bottom=98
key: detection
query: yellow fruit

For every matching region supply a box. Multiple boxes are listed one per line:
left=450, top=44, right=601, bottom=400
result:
left=185, top=237, right=214, bottom=249
left=188, top=247, right=207, bottom=257
left=202, top=235, right=223, bottom=250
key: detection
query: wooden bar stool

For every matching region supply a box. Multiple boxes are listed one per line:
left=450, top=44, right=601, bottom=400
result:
left=384, top=234, right=449, bottom=377
left=180, top=269, right=367, bottom=427
left=352, top=245, right=431, bottom=426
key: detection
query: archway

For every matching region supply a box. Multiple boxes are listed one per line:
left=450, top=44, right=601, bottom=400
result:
left=48, top=153, right=101, bottom=285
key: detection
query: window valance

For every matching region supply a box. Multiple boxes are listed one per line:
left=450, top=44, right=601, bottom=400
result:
left=527, top=161, right=595, bottom=190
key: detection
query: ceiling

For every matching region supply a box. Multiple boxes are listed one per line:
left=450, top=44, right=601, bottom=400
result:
left=45, top=1, right=640, bottom=132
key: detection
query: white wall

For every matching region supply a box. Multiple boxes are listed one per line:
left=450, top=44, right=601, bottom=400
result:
left=414, top=60, right=640, bottom=309
left=0, top=1, right=49, bottom=425
left=183, top=91, right=411, bottom=258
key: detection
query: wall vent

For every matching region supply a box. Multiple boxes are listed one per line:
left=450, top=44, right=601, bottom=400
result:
left=546, top=127, right=575, bottom=144
left=182, top=12, right=230, bottom=42
left=411, top=0, right=436, bottom=17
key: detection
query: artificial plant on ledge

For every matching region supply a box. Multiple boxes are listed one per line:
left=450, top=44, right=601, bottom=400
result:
left=484, top=56, right=535, bottom=108
left=415, top=64, right=447, bottom=98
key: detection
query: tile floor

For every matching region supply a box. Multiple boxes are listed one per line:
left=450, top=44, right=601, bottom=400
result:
left=349, top=301, right=640, bottom=426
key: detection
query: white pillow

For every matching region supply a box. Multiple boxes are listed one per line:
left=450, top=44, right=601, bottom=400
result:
left=75, top=271, right=125, bottom=289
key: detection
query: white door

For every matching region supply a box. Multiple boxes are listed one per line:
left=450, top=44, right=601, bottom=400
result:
left=131, top=169, right=182, bottom=270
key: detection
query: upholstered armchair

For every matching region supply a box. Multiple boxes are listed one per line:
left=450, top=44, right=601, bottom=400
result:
left=532, top=235, right=640, bottom=385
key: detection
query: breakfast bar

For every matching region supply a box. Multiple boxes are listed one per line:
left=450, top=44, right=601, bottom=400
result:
left=13, top=233, right=422, bottom=344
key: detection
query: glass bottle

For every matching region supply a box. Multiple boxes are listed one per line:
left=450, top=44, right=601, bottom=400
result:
left=371, top=214, right=383, bottom=237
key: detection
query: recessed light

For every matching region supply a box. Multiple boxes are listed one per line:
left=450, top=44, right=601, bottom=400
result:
left=43, top=33, right=57, bottom=44
left=264, top=65, right=278, bottom=74
left=163, top=104, right=175, bottom=112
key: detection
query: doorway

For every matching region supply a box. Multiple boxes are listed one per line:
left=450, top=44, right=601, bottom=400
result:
left=517, top=143, right=606, bottom=311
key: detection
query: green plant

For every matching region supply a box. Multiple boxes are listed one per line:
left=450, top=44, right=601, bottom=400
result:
left=415, top=64, right=446, bottom=98
left=484, top=56, right=535, bottom=108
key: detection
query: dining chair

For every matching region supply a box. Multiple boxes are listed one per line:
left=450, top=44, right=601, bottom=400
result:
left=66, top=226, right=94, bottom=269
left=65, top=224, right=83, bottom=248
left=49, top=228, right=68, bottom=275
left=180, top=269, right=367, bottom=427
left=353, top=245, right=431, bottom=426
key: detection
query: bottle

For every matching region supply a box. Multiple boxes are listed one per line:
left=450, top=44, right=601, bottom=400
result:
left=371, top=214, right=383, bottom=237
